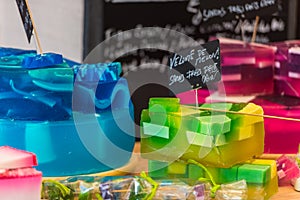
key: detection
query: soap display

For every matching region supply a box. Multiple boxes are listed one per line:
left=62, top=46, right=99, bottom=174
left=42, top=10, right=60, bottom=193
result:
left=271, top=40, right=300, bottom=97
left=148, top=158, right=278, bottom=200
left=0, top=146, right=42, bottom=200
left=0, top=49, right=135, bottom=176
left=217, top=38, right=275, bottom=96
left=140, top=97, right=265, bottom=168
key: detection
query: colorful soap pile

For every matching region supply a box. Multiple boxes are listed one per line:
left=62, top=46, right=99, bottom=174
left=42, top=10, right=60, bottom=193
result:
left=140, top=97, right=281, bottom=199
left=0, top=146, right=42, bottom=200
left=0, top=47, right=135, bottom=176
left=140, top=98, right=264, bottom=168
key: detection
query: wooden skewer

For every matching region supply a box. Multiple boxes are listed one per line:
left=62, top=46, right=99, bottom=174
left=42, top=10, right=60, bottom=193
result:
left=25, top=0, right=43, bottom=54
left=251, top=16, right=260, bottom=43
left=181, top=105, right=300, bottom=122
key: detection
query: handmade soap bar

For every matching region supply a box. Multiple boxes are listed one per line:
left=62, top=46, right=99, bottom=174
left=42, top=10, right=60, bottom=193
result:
left=0, top=50, right=135, bottom=176
left=217, top=38, right=275, bottom=96
left=0, top=146, right=42, bottom=200
left=141, top=97, right=265, bottom=167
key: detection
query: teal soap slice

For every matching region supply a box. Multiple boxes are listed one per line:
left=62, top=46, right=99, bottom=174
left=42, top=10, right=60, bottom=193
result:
left=238, top=164, right=271, bottom=184
left=196, top=115, right=231, bottom=135
left=142, top=122, right=169, bottom=139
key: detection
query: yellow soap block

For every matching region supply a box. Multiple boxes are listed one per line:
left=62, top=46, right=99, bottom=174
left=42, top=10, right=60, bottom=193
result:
left=229, top=103, right=264, bottom=128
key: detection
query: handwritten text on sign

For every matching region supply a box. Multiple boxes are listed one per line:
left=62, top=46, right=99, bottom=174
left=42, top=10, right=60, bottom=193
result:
left=16, top=0, right=33, bottom=43
left=190, top=0, right=278, bottom=25
left=168, top=40, right=221, bottom=93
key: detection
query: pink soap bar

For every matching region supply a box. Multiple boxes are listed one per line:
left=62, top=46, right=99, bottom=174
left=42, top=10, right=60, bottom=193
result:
left=252, top=95, right=300, bottom=154
left=0, top=146, right=37, bottom=169
left=0, top=146, right=42, bottom=200
left=0, top=168, right=42, bottom=200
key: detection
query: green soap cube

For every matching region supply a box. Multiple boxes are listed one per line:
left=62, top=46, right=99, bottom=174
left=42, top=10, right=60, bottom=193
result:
left=206, top=166, right=239, bottom=184
left=148, top=160, right=169, bottom=178
left=219, top=166, right=239, bottom=183
left=188, top=164, right=204, bottom=180
left=142, top=122, right=169, bottom=139
left=238, top=164, right=271, bottom=184
left=168, top=161, right=187, bottom=174
left=186, top=131, right=213, bottom=148
left=197, top=115, right=231, bottom=135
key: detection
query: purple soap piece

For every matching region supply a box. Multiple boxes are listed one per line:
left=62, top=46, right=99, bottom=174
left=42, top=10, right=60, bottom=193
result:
left=289, top=47, right=300, bottom=65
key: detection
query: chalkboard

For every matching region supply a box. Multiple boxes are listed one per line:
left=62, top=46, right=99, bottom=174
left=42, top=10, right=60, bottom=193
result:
left=15, top=0, right=33, bottom=43
left=168, top=40, right=221, bottom=94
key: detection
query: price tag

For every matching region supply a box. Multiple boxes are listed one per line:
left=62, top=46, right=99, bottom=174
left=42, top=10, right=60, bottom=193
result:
left=16, top=0, right=33, bottom=43
left=168, top=39, right=221, bottom=94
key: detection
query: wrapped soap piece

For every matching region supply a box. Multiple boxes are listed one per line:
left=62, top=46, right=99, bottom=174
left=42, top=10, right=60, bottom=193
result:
left=141, top=97, right=264, bottom=167
left=215, top=180, right=247, bottom=200
left=154, top=180, right=211, bottom=200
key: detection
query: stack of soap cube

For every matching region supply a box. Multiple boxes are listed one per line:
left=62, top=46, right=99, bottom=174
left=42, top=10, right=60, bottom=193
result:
left=148, top=159, right=278, bottom=200
left=0, top=146, right=42, bottom=200
left=140, top=97, right=265, bottom=167
left=217, top=38, right=275, bottom=96
left=140, top=97, right=278, bottom=199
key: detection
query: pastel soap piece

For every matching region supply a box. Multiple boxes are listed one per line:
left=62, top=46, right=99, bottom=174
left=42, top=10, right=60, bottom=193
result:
left=0, top=146, right=37, bottom=169
left=238, top=164, right=271, bottom=184
left=196, top=115, right=231, bottom=136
